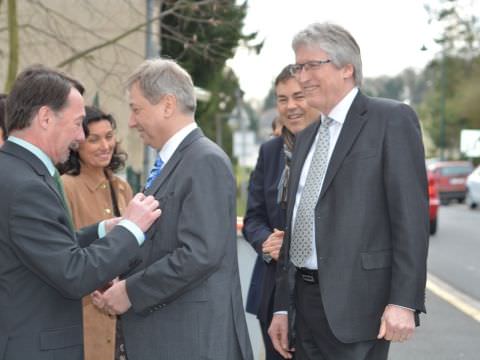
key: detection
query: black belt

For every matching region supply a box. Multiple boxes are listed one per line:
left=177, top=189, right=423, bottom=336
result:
left=296, top=267, right=318, bottom=284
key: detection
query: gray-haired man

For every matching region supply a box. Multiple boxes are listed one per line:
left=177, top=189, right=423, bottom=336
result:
left=269, top=23, right=429, bottom=360
left=93, top=58, right=253, bottom=360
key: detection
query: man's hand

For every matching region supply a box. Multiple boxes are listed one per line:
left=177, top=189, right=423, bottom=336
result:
left=377, top=304, right=415, bottom=342
left=123, top=193, right=161, bottom=232
left=92, top=280, right=131, bottom=315
left=262, top=229, right=284, bottom=261
left=104, top=217, right=122, bottom=233
left=268, top=314, right=293, bottom=359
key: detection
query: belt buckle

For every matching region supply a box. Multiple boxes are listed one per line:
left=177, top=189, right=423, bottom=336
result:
left=301, top=273, right=315, bottom=283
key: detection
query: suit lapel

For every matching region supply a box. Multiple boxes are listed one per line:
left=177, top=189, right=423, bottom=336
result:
left=319, top=92, right=368, bottom=200
left=2, top=141, right=65, bottom=205
left=144, top=128, right=204, bottom=196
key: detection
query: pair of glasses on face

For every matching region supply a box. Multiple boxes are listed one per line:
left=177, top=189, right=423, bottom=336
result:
left=290, top=60, right=331, bottom=75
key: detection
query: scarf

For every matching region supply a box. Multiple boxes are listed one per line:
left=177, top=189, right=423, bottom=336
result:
left=277, top=126, right=295, bottom=208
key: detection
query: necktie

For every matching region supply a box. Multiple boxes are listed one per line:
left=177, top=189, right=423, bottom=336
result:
left=53, top=170, right=74, bottom=231
left=145, top=155, right=164, bottom=189
left=290, top=117, right=333, bottom=267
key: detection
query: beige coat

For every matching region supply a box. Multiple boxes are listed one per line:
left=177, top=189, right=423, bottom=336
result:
left=63, top=168, right=133, bottom=360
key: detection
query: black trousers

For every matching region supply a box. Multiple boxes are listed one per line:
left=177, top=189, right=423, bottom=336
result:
left=294, top=271, right=390, bottom=360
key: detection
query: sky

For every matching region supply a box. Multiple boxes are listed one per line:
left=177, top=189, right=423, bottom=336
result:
left=227, top=0, right=451, bottom=103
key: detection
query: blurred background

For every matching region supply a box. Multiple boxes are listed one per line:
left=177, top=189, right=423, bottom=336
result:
left=1, top=1, right=479, bottom=358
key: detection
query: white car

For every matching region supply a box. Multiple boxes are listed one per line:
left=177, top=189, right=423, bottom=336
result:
left=466, top=165, right=480, bottom=209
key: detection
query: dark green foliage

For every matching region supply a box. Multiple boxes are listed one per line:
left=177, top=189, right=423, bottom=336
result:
left=159, top=0, right=259, bottom=157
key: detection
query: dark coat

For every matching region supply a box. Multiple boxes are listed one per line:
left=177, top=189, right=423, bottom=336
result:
left=275, top=91, right=429, bottom=343
left=0, top=141, right=141, bottom=359
left=243, top=136, right=286, bottom=323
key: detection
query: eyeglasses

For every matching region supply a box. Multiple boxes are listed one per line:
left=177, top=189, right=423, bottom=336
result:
left=290, top=60, right=331, bottom=75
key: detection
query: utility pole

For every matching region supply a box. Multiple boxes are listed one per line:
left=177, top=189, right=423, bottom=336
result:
left=440, top=51, right=446, bottom=160
left=235, top=88, right=248, bottom=206
left=143, top=0, right=158, bottom=181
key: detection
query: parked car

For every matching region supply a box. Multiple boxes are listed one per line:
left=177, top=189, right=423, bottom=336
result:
left=466, top=165, right=480, bottom=209
left=428, top=171, right=440, bottom=235
left=427, top=161, right=474, bottom=204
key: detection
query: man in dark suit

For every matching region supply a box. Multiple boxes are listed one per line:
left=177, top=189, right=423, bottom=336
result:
left=0, top=65, right=160, bottom=360
left=269, top=23, right=429, bottom=360
left=92, top=58, right=253, bottom=360
left=243, top=65, right=319, bottom=360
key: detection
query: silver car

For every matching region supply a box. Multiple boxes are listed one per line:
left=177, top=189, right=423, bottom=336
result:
left=466, top=165, right=480, bottom=209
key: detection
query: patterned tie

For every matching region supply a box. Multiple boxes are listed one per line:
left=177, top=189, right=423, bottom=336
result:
left=290, top=117, right=333, bottom=267
left=53, top=170, right=74, bottom=231
left=145, top=155, right=164, bottom=190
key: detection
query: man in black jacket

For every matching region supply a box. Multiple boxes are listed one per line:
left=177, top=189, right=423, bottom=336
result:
left=243, top=65, right=319, bottom=359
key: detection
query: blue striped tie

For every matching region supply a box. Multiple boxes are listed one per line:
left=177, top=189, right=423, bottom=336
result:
left=145, top=155, right=164, bottom=190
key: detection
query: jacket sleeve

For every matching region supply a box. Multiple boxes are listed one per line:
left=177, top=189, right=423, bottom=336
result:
left=242, top=144, right=273, bottom=254
left=383, top=103, right=429, bottom=313
left=9, top=179, right=141, bottom=299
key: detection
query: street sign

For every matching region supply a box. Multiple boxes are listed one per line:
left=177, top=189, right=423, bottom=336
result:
left=460, top=130, right=480, bottom=158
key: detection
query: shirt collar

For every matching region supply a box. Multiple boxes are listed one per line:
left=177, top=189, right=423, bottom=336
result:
left=8, top=136, right=56, bottom=176
left=325, top=87, right=359, bottom=124
left=159, top=122, right=198, bottom=164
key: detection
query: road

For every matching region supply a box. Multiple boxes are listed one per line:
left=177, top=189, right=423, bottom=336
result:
left=428, top=204, right=480, bottom=301
left=237, top=203, right=480, bottom=359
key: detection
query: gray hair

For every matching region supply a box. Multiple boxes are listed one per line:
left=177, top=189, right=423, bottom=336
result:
left=126, top=58, right=196, bottom=114
left=292, top=22, right=363, bottom=86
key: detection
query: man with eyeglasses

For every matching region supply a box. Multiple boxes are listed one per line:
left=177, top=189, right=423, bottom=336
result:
left=268, top=23, right=428, bottom=360
left=243, top=65, right=319, bottom=360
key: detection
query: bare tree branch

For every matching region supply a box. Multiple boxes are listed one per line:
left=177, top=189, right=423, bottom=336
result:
left=26, top=0, right=145, bottom=59
left=56, top=18, right=154, bottom=68
left=55, top=0, right=217, bottom=68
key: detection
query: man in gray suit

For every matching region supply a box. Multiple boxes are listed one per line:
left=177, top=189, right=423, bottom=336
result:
left=0, top=65, right=161, bottom=360
left=93, top=58, right=253, bottom=360
left=268, top=23, right=429, bottom=360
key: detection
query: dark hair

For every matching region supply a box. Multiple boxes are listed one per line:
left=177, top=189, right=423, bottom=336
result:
left=58, top=105, right=128, bottom=176
left=274, top=65, right=294, bottom=88
left=6, top=64, right=84, bottom=133
left=0, top=94, right=7, bottom=140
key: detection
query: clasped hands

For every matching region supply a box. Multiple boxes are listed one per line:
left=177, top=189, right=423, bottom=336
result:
left=262, top=229, right=284, bottom=261
left=92, top=279, right=131, bottom=316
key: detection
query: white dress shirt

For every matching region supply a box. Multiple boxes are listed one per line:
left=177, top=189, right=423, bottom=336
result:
left=157, top=122, right=198, bottom=164
left=291, top=87, right=358, bottom=269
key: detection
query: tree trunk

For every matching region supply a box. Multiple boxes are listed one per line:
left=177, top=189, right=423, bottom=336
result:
left=5, top=0, right=19, bottom=92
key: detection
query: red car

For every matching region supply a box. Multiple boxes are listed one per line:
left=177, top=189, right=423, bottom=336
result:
left=427, top=171, right=439, bottom=235
left=428, top=161, right=474, bottom=204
